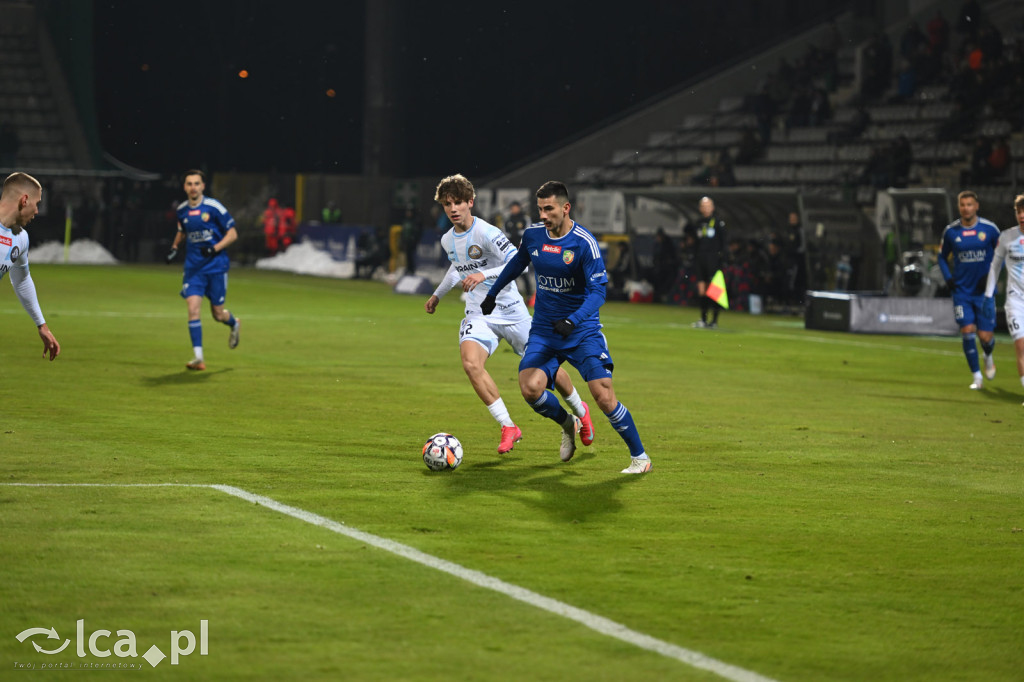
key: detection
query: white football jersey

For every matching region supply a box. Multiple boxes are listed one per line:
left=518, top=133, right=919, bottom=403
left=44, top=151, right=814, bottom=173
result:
left=433, top=217, right=529, bottom=324
left=1, top=222, right=45, bottom=325
left=1, top=222, right=29, bottom=279
left=987, top=226, right=1024, bottom=300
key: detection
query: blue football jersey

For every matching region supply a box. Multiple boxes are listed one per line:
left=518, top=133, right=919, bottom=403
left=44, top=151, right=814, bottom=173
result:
left=490, top=220, right=608, bottom=333
left=938, top=217, right=1000, bottom=296
left=176, top=196, right=236, bottom=276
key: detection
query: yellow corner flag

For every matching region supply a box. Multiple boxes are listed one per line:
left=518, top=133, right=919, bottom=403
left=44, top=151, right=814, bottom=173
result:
left=706, top=270, right=729, bottom=309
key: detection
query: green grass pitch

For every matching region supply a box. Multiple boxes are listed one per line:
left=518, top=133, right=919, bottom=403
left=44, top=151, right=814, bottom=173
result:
left=1, top=264, right=1021, bottom=681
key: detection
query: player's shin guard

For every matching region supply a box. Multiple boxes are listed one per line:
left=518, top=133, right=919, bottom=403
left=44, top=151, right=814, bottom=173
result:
left=530, top=390, right=569, bottom=425
left=605, top=402, right=645, bottom=457
left=188, top=319, right=203, bottom=349
left=962, top=332, right=980, bottom=373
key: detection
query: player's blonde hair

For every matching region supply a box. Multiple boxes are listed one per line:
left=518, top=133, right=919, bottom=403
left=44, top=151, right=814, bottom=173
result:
left=1, top=172, right=41, bottom=200
left=434, top=174, right=475, bottom=204
left=1014, top=194, right=1024, bottom=211
left=957, top=190, right=978, bottom=203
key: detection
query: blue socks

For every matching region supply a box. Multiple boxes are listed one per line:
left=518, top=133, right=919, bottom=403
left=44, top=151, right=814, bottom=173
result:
left=606, top=402, right=645, bottom=457
left=531, top=393, right=646, bottom=459
left=980, top=337, right=995, bottom=357
left=188, top=319, right=202, bottom=348
left=962, top=332, right=980, bottom=373
left=530, top=390, right=569, bottom=424
left=222, top=312, right=236, bottom=328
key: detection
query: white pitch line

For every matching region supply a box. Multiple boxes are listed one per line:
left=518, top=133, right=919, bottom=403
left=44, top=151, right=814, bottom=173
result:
left=2, top=482, right=780, bottom=682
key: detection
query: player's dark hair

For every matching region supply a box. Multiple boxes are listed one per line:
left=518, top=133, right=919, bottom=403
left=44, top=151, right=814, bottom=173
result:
left=434, top=174, right=475, bottom=204
left=957, top=190, right=978, bottom=202
left=536, top=181, right=569, bottom=204
left=1015, top=195, right=1024, bottom=211
left=183, top=169, right=206, bottom=183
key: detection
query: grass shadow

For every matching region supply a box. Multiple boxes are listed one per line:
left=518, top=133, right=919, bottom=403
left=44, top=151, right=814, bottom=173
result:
left=438, top=449, right=638, bottom=524
left=141, top=367, right=235, bottom=386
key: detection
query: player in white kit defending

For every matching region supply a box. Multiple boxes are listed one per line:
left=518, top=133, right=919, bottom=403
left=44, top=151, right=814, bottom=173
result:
left=984, top=194, right=1024, bottom=402
left=0, top=172, right=60, bottom=361
left=424, top=174, right=594, bottom=454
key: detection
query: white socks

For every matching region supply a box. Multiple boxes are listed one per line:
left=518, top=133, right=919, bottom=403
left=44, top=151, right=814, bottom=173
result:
left=487, top=398, right=514, bottom=428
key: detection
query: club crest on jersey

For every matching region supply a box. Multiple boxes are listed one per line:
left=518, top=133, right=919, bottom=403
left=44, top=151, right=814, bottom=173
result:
left=201, top=212, right=211, bottom=222
left=979, top=232, right=986, bottom=241
left=562, top=250, right=575, bottom=265
left=542, top=244, right=562, bottom=254
left=9, top=245, right=20, bottom=260
left=468, top=245, right=483, bottom=259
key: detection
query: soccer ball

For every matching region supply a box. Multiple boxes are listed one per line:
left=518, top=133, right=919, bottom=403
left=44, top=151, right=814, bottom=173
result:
left=422, top=433, right=463, bottom=471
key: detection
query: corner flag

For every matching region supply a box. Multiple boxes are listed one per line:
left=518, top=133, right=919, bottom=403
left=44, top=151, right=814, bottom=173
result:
left=706, top=270, right=729, bottom=309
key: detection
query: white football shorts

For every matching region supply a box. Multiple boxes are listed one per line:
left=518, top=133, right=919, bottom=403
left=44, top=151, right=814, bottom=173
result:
left=459, top=315, right=532, bottom=357
left=1004, top=294, right=1024, bottom=341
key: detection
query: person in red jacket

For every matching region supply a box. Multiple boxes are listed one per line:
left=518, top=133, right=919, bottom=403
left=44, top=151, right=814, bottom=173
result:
left=262, top=198, right=282, bottom=255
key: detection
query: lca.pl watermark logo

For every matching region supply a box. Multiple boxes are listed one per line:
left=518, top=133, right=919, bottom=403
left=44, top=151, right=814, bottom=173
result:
left=14, top=619, right=208, bottom=670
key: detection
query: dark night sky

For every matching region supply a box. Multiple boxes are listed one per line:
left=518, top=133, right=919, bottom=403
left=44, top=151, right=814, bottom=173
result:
left=93, top=1, right=852, bottom=178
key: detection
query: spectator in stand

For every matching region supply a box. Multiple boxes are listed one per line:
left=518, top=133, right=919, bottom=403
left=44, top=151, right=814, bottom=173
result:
left=724, top=238, right=753, bottom=312
left=652, top=228, right=679, bottom=303
left=988, top=137, right=1010, bottom=179
left=764, top=235, right=791, bottom=311
left=808, top=87, right=832, bottom=126
left=927, top=10, right=949, bottom=59
left=786, top=86, right=812, bottom=130
left=966, top=40, right=984, bottom=71
left=608, top=241, right=631, bottom=301
left=672, top=228, right=699, bottom=307
left=753, top=81, right=777, bottom=144
left=900, top=21, right=927, bottom=61
left=735, top=127, right=762, bottom=164
left=261, top=198, right=283, bottom=255
left=895, top=59, right=918, bottom=101
left=891, top=135, right=914, bottom=186
left=861, top=30, right=893, bottom=99
left=964, top=136, right=993, bottom=185
left=432, top=203, right=452, bottom=232
left=978, top=23, right=1003, bottom=69
left=783, top=211, right=807, bottom=306
left=321, top=201, right=341, bottom=223
left=863, top=144, right=892, bottom=189
left=279, top=203, right=296, bottom=251
left=938, top=100, right=973, bottom=141
left=504, top=201, right=534, bottom=305
left=401, top=207, right=422, bottom=275
left=947, top=61, right=981, bottom=108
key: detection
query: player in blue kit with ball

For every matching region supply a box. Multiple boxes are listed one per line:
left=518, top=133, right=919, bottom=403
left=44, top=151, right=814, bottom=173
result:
left=938, top=190, right=1000, bottom=389
left=481, top=181, right=651, bottom=474
left=166, top=169, right=241, bottom=371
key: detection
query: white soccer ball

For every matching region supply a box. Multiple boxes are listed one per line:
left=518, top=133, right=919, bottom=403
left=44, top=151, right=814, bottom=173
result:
left=422, top=433, right=463, bottom=471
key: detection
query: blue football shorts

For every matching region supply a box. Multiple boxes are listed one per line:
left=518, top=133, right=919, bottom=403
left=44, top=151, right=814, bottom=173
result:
left=520, top=329, right=615, bottom=387
left=181, top=271, right=228, bottom=305
left=952, top=292, right=995, bottom=332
